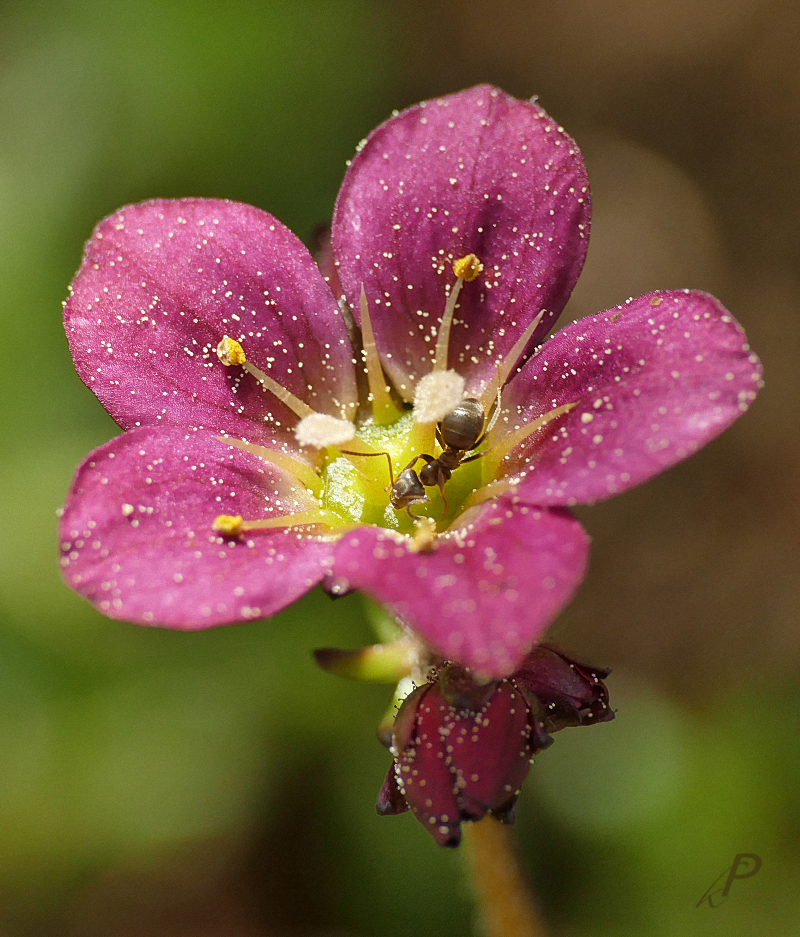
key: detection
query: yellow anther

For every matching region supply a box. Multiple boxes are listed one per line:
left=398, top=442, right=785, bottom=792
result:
left=213, top=514, right=243, bottom=535
left=453, top=253, right=484, bottom=282
left=216, top=336, right=247, bottom=366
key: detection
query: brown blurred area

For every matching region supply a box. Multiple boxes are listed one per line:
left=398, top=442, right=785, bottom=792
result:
left=395, top=0, right=800, bottom=692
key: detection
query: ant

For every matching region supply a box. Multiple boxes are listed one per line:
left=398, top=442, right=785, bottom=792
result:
left=338, top=449, right=429, bottom=518
left=342, top=394, right=498, bottom=517
left=411, top=396, right=497, bottom=511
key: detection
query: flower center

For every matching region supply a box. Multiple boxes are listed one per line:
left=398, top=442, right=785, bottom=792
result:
left=211, top=253, right=575, bottom=545
left=319, top=410, right=487, bottom=535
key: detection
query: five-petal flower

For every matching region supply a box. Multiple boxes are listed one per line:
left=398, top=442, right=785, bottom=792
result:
left=60, top=85, right=762, bottom=680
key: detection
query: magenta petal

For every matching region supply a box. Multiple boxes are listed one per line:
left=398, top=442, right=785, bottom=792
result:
left=330, top=499, right=589, bottom=678
left=333, top=85, right=590, bottom=397
left=451, top=683, right=532, bottom=821
left=397, top=688, right=463, bottom=847
left=65, top=199, right=357, bottom=450
left=501, top=291, right=764, bottom=505
left=59, top=427, right=332, bottom=627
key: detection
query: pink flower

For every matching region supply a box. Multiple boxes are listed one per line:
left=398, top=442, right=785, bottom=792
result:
left=60, top=85, right=762, bottom=679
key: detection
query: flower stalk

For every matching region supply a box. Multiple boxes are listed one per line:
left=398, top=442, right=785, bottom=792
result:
left=463, top=817, right=546, bottom=937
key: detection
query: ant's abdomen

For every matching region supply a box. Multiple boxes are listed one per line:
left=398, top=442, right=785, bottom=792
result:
left=439, top=398, right=486, bottom=451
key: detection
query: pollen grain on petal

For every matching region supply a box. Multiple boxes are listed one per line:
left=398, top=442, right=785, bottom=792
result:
left=216, top=335, right=246, bottom=366
left=295, top=412, right=356, bottom=449
left=413, top=370, right=465, bottom=424
left=452, top=253, right=483, bottom=282
left=213, top=514, right=243, bottom=535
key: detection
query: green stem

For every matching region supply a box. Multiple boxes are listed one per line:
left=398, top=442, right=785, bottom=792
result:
left=462, top=818, right=547, bottom=937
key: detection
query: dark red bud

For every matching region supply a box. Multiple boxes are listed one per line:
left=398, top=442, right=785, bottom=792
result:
left=376, top=647, right=613, bottom=847
left=378, top=666, right=536, bottom=847
left=514, top=644, right=613, bottom=732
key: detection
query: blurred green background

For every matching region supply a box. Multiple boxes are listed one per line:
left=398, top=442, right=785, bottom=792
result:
left=0, top=1, right=797, bottom=934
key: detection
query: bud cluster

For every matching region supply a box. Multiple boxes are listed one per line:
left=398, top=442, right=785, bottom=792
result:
left=378, top=645, right=613, bottom=846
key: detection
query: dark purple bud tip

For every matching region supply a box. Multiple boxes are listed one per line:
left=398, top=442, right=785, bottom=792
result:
left=377, top=647, right=613, bottom=846
left=514, top=644, right=614, bottom=732
left=376, top=765, right=410, bottom=816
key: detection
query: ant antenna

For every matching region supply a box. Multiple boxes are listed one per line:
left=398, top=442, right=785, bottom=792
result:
left=339, top=449, right=395, bottom=488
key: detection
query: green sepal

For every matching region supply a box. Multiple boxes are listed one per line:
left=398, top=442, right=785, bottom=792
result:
left=360, top=596, right=405, bottom=643
left=313, top=640, right=413, bottom=684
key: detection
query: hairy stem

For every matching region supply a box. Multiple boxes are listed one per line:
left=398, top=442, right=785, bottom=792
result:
left=462, top=818, right=546, bottom=937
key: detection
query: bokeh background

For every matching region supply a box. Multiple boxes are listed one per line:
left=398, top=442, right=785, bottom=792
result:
left=0, top=1, right=798, bottom=934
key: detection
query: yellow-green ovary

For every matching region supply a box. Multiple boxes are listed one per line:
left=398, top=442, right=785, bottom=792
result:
left=320, top=411, right=487, bottom=534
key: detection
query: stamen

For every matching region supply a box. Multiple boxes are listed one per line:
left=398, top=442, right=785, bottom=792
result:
left=295, top=413, right=357, bottom=449
left=479, top=309, right=545, bottom=411
left=217, top=437, right=323, bottom=496
left=452, top=253, right=484, bottom=281
left=216, top=336, right=315, bottom=419
left=429, top=254, right=484, bottom=377
left=408, top=516, right=438, bottom=553
left=432, top=277, right=463, bottom=372
left=462, top=479, right=515, bottom=511
left=359, top=286, right=399, bottom=423
left=213, top=508, right=338, bottom=535
left=413, top=370, right=465, bottom=424
left=485, top=402, right=577, bottom=473
left=213, top=514, right=243, bottom=535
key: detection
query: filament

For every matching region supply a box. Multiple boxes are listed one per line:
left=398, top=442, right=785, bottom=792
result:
left=479, top=310, right=545, bottom=411
left=485, top=402, right=576, bottom=476
left=360, top=286, right=399, bottom=424
left=213, top=508, right=339, bottom=536
left=217, top=437, right=324, bottom=496
left=433, top=276, right=464, bottom=373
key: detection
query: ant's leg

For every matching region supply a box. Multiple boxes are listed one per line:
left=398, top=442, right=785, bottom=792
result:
left=402, top=453, right=435, bottom=473
left=460, top=451, right=486, bottom=465
left=339, top=449, right=395, bottom=487
left=435, top=425, right=446, bottom=450
left=397, top=454, right=421, bottom=475
left=436, top=468, right=450, bottom=513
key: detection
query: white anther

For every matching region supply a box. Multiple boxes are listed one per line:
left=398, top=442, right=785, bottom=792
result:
left=413, top=370, right=465, bottom=424
left=294, top=413, right=356, bottom=448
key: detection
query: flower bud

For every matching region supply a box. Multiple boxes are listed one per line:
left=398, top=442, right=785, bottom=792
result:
left=377, top=646, right=613, bottom=847
left=513, top=644, right=613, bottom=731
